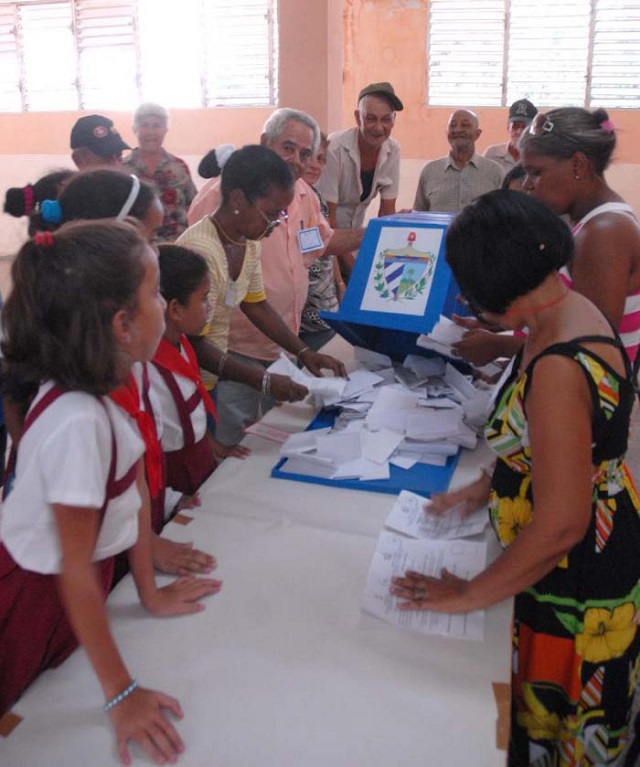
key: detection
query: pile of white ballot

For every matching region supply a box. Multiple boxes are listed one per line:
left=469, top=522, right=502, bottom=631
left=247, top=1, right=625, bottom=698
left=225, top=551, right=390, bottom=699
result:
left=269, top=346, right=491, bottom=482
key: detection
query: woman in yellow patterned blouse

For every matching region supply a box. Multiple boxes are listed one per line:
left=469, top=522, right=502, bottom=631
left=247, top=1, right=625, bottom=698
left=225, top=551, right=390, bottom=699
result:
left=390, top=190, right=640, bottom=766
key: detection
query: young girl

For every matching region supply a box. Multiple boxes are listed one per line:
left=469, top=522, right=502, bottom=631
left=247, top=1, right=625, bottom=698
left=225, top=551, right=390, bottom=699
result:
left=149, top=244, right=248, bottom=505
left=4, top=169, right=75, bottom=235
left=0, top=221, right=221, bottom=764
left=8, top=169, right=216, bottom=577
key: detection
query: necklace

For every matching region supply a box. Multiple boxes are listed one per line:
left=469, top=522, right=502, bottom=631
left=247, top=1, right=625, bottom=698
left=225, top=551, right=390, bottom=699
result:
left=527, top=287, right=570, bottom=316
left=212, top=215, right=245, bottom=247
left=504, top=287, right=569, bottom=324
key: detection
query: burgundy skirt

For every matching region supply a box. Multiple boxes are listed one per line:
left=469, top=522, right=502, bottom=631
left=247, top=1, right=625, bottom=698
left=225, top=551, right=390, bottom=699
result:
left=0, top=543, right=114, bottom=716
left=165, top=435, right=216, bottom=497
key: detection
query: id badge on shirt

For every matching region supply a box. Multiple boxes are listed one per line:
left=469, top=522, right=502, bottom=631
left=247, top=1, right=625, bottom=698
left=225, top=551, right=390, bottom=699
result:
left=224, top=281, right=237, bottom=307
left=298, top=226, right=324, bottom=254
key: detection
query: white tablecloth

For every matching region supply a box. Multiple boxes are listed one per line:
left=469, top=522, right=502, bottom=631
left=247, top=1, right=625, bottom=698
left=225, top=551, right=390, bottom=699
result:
left=1, top=339, right=511, bottom=767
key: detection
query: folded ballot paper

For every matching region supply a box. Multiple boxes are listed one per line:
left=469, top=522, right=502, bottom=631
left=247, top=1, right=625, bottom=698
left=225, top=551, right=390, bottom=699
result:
left=384, top=490, right=488, bottom=540
left=273, top=348, right=492, bottom=482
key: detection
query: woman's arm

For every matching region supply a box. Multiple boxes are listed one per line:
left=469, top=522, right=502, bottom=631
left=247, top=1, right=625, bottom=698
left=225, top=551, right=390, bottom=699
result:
left=392, top=354, right=594, bottom=612
left=53, top=500, right=184, bottom=765
left=187, top=335, right=308, bottom=403
left=571, top=214, right=639, bottom=326
left=241, top=299, right=347, bottom=377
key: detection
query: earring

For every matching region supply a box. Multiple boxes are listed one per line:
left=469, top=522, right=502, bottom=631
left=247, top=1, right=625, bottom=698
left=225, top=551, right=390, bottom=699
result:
left=574, top=174, right=580, bottom=180
left=233, top=209, right=240, bottom=215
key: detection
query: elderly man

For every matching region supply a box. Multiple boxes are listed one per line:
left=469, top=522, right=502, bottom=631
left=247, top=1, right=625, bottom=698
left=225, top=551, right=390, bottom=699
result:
left=318, top=81, right=402, bottom=231
left=70, top=114, right=130, bottom=169
left=484, top=98, right=537, bottom=173
left=184, top=108, right=363, bottom=444
left=413, top=109, right=502, bottom=213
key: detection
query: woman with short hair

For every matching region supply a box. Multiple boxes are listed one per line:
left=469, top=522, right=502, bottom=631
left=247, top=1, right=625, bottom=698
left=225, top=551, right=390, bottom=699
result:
left=124, top=102, right=197, bottom=242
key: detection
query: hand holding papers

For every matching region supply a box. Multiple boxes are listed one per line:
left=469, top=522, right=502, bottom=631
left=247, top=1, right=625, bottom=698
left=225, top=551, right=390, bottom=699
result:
left=361, top=487, right=489, bottom=640
left=362, top=532, right=487, bottom=640
left=385, top=490, right=488, bottom=540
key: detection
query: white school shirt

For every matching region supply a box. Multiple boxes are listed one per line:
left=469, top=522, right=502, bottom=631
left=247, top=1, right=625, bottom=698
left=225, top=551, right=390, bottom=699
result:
left=0, top=383, right=145, bottom=574
left=131, top=361, right=164, bottom=441
left=147, top=350, right=207, bottom=452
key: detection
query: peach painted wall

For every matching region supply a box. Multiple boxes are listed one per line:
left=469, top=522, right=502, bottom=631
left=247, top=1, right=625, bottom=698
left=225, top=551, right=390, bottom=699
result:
left=1, top=0, right=639, bottom=258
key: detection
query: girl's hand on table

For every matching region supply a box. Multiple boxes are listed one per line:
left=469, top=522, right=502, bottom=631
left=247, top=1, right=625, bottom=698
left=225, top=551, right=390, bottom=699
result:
left=152, top=537, right=217, bottom=575
left=177, top=493, right=201, bottom=511
left=110, top=687, right=184, bottom=765
left=427, top=474, right=491, bottom=517
left=390, top=568, right=471, bottom=614
left=144, top=575, right=222, bottom=617
left=211, top=439, right=251, bottom=461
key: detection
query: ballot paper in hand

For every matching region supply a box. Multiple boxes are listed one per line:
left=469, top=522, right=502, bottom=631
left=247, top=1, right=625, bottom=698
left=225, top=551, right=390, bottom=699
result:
left=385, top=490, right=488, bottom=540
left=267, top=354, right=348, bottom=401
left=415, top=315, right=466, bottom=358
left=362, top=531, right=487, bottom=640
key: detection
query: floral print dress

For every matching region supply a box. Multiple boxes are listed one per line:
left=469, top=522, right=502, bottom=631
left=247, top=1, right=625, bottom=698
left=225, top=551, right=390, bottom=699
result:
left=485, top=336, right=640, bottom=766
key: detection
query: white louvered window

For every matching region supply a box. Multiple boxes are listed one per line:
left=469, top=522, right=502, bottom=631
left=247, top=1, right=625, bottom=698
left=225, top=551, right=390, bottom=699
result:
left=428, top=0, right=640, bottom=108
left=0, top=0, right=278, bottom=112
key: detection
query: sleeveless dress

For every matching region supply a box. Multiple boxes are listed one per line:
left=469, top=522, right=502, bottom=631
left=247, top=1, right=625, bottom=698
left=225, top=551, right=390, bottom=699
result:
left=560, top=202, right=640, bottom=364
left=485, top=335, right=640, bottom=765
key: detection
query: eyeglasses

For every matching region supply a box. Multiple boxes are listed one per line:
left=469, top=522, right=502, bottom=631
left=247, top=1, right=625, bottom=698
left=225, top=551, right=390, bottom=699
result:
left=251, top=202, right=289, bottom=235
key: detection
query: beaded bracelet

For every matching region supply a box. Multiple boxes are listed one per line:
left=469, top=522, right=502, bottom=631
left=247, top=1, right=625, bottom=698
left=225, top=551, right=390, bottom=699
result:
left=296, top=346, right=311, bottom=364
left=103, top=679, right=138, bottom=713
left=261, top=371, right=272, bottom=398
left=217, top=352, right=229, bottom=379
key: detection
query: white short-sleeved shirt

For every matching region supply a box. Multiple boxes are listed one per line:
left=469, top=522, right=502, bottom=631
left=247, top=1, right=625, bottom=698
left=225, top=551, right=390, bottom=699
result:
left=0, top=383, right=145, bottom=574
left=148, top=352, right=207, bottom=452
left=318, top=127, right=401, bottom=229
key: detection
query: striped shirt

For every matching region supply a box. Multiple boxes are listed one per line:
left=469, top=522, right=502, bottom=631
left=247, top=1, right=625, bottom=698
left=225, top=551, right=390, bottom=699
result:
left=413, top=152, right=502, bottom=213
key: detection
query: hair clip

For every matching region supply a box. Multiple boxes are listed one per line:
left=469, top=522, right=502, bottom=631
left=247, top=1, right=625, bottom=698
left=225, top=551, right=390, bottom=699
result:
left=22, top=185, right=35, bottom=216
left=33, top=231, right=55, bottom=248
left=40, top=199, right=63, bottom=224
left=600, top=119, right=615, bottom=134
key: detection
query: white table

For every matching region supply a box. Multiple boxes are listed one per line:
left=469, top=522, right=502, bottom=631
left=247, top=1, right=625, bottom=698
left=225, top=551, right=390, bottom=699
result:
left=1, top=340, right=511, bottom=767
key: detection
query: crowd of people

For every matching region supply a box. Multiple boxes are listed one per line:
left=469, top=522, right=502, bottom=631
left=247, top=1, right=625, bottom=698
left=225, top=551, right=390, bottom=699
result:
left=2, top=85, right=640, bottom=767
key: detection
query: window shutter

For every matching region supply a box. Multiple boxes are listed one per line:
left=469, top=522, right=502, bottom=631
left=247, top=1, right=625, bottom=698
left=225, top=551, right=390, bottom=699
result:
left=428, top=0, right=505, bottom=107
left=19, top=1, right=77, bottom=111
left=590, top=0, right=640, bottom=107
left=0, top=4, right=22, bottom=112
left=74, top=0, right=137, bottom=110
left=507, top=0, right=591, bottom=107
left=137, top=0, right=203, bottom=107
left=201, top=0, right=278, bottom=107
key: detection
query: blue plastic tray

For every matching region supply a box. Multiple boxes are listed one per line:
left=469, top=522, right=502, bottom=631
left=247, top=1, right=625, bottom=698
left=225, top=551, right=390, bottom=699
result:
left=271, top=408, right=459, bottom=497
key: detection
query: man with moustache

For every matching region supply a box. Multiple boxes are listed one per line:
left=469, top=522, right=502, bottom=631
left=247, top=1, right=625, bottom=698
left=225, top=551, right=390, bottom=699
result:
left=413, top=109, right=502, bottom=213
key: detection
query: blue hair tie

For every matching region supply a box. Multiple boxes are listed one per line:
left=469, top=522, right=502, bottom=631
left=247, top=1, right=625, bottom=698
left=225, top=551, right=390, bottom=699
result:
left=40, top=199, right=63, bottom=224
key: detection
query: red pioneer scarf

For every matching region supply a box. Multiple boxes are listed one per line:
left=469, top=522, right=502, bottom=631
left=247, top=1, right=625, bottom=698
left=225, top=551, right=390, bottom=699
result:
left=152, top=336, right=217, bottom=420
left=109, top=371, right=163, bottom=498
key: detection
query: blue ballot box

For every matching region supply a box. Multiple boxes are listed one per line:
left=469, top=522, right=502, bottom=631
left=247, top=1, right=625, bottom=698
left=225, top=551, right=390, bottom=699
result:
left=319, top=211, right=470, bottom=360
left=271, top=212, right=471, bottom=497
